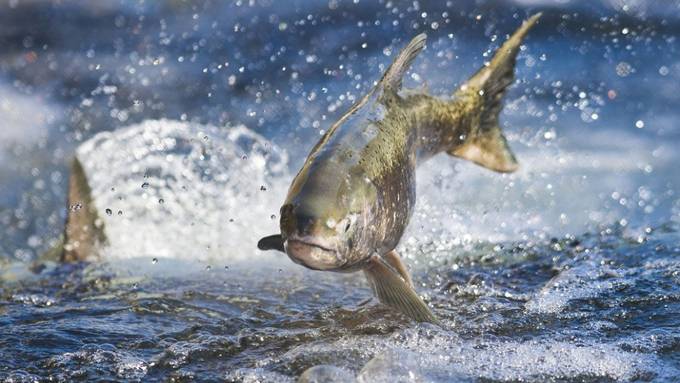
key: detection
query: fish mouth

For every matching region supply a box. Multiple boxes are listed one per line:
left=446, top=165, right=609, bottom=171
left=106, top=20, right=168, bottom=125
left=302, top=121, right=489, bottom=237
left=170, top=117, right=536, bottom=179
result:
left=285, top=236, right=341, bottom=271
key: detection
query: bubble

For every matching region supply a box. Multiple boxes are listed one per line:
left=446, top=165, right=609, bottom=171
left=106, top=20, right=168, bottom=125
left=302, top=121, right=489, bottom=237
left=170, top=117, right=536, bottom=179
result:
left=615, top=62, right=632, bottom=77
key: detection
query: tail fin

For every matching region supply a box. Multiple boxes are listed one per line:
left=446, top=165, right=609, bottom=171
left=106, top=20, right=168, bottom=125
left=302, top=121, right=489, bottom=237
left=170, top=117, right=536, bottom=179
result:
left=450, top=13, right=542, bottom=173
left=61, top=157, right=106, bottom=262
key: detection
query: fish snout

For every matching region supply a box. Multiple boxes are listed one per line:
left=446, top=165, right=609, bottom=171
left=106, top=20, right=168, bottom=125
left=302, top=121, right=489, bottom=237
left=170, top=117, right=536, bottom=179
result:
left=280, top=204, right=318, bottom=237
left=285, top=237, right=343, bottom=271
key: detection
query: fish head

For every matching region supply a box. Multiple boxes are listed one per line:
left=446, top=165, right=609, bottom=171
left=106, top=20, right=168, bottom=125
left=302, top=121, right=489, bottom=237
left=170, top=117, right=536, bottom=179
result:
left=280, top=170, right=378, bottom=271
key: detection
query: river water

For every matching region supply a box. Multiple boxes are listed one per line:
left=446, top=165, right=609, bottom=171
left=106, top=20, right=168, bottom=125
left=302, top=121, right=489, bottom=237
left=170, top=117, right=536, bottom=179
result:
left=1, top=1, right=680, bottom=381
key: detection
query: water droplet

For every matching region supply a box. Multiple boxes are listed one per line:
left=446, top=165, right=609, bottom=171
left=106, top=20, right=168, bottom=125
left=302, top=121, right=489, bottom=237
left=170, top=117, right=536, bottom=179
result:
left=152, top=258, right=158, bottom=264
left=105, top=208, right=112, bottom=216
left=260, top=185, right=267, bottom=191
left=141, top=182, right=149, bottom=189
left=270, top=214, right=276, bottom=220
left=615, top=61, right=632, bottom=77
left=159, top=198, right=165, bottom=204
left=635, top=120, right=644, bottom=129
left=224, top=265, right=229, bottom=270
left=205, top=265, right=212, bottom=271
left=117, top=210, right=123, bottom=215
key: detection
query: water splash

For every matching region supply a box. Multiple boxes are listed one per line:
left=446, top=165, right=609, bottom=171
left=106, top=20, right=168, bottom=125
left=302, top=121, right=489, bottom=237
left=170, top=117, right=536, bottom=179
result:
left=76, top=119, right=288, bottom=261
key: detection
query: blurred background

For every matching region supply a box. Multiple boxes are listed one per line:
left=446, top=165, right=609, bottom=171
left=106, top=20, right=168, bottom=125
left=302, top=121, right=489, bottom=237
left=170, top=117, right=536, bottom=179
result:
left=1, top=1, right=680, bottom=381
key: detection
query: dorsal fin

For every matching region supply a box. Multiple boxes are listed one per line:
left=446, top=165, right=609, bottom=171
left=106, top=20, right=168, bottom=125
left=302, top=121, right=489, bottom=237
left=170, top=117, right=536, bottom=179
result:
left=306, top=34, right=428, bottom=157
left=379, top=33, right=427, bottom=91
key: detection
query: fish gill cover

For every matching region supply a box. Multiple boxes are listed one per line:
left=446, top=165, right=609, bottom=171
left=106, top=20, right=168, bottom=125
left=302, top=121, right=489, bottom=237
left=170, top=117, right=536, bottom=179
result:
left=0, top=0, right=680, bottom=382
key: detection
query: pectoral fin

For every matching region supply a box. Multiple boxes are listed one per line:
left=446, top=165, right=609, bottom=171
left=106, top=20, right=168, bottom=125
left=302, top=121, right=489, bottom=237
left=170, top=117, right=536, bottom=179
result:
left=383, top=250, right=414, bottom=288
left=364, top=254, right=439, bottom=324
left=257, top=234, right=285, bottom=253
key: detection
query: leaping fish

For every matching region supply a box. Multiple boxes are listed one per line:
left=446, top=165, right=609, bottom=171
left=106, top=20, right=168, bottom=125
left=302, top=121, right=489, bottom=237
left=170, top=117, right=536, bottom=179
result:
left=258, top=14, right=542, bottom=323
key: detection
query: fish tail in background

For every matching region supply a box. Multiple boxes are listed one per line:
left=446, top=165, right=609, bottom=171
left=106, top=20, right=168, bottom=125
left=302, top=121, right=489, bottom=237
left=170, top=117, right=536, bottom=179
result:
left=449, top=13, right=542, bottom=173
left=61, top=157, right=107, bottom=262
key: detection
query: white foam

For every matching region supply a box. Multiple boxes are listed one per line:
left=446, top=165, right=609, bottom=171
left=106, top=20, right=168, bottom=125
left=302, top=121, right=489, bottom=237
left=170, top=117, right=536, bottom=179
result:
left=268, top=326, right=671, bottom=381
left=49, top=345, right=148, bottom=380
left=525, top=256, right=627, bottom=314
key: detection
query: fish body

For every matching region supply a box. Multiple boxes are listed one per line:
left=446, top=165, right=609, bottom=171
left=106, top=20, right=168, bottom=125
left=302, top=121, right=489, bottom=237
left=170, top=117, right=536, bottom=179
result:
left=259, top=14, right=542, bottom=323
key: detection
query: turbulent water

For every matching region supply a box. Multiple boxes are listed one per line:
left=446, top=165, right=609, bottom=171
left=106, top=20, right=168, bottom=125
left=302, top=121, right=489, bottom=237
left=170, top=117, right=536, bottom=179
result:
left=1, top=0, right=680, bottom=382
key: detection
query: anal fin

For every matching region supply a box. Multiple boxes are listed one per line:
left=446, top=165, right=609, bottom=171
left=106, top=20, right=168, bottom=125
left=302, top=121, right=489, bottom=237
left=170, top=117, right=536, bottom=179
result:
left=364, top=254, right=439, bottom=324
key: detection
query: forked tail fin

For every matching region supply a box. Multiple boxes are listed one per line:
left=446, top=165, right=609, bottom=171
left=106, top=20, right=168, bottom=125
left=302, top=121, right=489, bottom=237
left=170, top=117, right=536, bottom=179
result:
left=450, top=13, right=542, bottom=173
